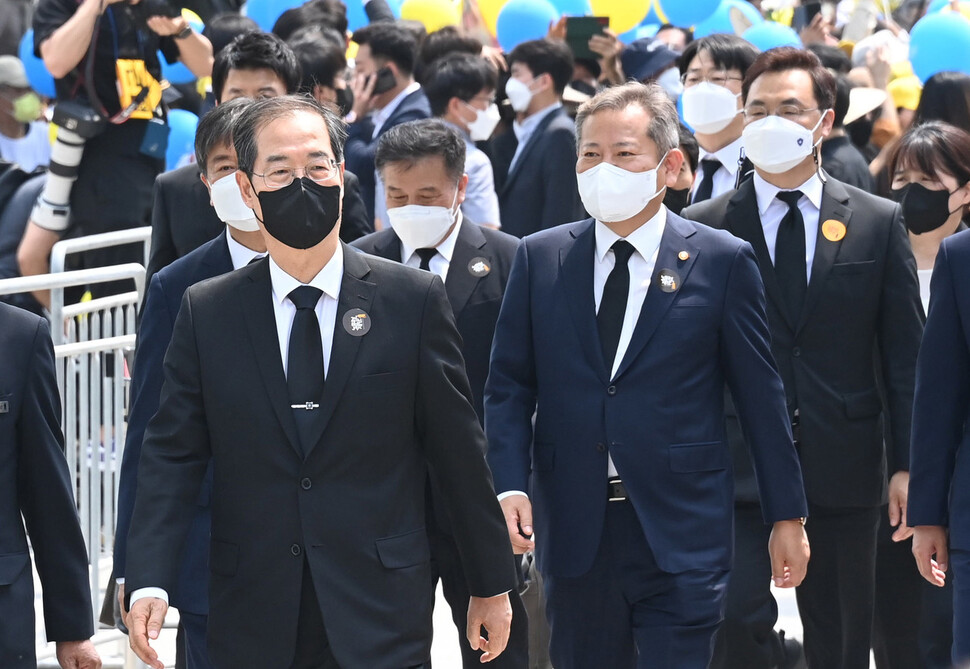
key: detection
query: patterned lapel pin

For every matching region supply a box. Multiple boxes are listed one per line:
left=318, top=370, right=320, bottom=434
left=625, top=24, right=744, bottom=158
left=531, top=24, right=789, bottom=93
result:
left=342, top=309, right=372, bottom=336
left=468, top=257, right=491, bottom=277
left=657, top=268, right=681, bottom=293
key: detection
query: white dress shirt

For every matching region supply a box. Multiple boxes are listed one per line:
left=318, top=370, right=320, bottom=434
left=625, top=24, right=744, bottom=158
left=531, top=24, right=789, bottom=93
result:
left=225, top=229, right=266, bottom=270
left=130, top=247, right=345, bottom=608
left=753, top=172, right=824, bottom=282
left=509, top=102, right=561, bottom=173
left=694, top=135, right=745, bottom=202
left=399, top=212, right=463, bottom=281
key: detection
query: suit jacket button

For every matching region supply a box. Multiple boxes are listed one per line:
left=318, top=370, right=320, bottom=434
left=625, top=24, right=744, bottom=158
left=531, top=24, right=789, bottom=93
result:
left=596, top=443, right=606, bottom=452
left=792, top=347, right=801, bottom=357
left=607, top=385, right=617, bottom=396
left=291, top=544, right=302, bottom=556
left=301, top=477, right=312, bottom=490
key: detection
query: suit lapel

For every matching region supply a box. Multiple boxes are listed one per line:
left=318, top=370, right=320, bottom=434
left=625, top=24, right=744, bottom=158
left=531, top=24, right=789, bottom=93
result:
left=204, top=233, right=234, bottom=274
left=301, top=245, right=376, bottom=455
left=240, top=260, right=303, bottom=458
left=559, top=220, right=609, bottom=384
left=445, top=222, right=487, bottom=318
left=501, top=108, right=562, bottom=195
left=613, top=215, right=699, bottom=381
left=798, top=177, right=852, bottom=333
left=369, top=229, right=402, bottom=262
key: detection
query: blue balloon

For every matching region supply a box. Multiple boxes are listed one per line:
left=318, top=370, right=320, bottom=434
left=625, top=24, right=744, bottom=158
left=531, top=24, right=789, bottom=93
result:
left=347, top=0, right=368, bottom=31
left=641, top=4, right=664, bottom=26
left=656, top=0, right=720, bottom=27
left=693, top=0, right=764, bottom=39
left=245, top=0, right=304, bottom=31
left=18, top=30, right=56, bottom=99
left=910, top=13, right=970, bottom=83
left=496, top=0, right=559, bottom=52
left=550, top=0, right=591, bottom=16
left=742, top=21, right=801, bottom=52
left=165, top=109, right=199, bottom=172
left=927, top=0, right=950, bottom=11
left=159, top=52, right=196, bottom=85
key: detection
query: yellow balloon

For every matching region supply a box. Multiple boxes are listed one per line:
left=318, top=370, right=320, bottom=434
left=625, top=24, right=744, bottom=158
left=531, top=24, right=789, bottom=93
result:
left=400, top=0, right=461, bottom=32
left=942, top=2, right=970, bottom=20
left=591, top=0, right=650, bottom=34
left=478, top=0, right=510, bottom=36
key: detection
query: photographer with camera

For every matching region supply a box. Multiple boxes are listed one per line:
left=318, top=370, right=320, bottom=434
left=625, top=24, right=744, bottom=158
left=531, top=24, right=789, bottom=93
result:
left=17, top=0, right=212, bottom=306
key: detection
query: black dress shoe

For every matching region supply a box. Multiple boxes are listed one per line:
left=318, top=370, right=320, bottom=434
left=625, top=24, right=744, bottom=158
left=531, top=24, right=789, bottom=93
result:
left=778, top=629, right=807, bottom=669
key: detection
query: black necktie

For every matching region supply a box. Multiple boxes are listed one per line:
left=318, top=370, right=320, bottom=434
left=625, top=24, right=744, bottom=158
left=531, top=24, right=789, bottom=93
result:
left=416, top=248, right=437, bottom=271
left=775, top=190, right=807, bottom=321
left=692, top=158, right=722, bottom=204
left=287, top=285, right=324, bottom=455
left=597, top=240, right=636, bottom=374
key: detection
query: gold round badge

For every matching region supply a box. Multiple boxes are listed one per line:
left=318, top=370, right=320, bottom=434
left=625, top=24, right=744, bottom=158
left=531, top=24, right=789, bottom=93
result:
left=822, top=219, right=846, bottom=242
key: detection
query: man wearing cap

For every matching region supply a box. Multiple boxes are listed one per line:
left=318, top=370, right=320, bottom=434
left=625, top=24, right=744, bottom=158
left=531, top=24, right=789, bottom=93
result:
left=0, top=55, right=49, bottom=172
left=619, top=37, right=683, bottom=100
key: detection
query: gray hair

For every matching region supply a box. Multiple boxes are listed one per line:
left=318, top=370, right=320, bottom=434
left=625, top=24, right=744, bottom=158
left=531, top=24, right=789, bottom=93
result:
left=575, top=81, right=680, bottom=156
left=233, top=94, right=348, bottom=178
left=194, top=97, right=252, bottom=177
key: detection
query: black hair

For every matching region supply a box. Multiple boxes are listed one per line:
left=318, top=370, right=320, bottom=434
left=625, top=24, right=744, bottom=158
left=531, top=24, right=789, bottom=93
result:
left=678, top=33, right=759, bottom=76
left=890, top=120, right=970, bottom=185
left=212, top=32, right=302, bottom=103
left=352, top=22, right=420, bottom=76
left=423, top=53, right=497, bottom=117
left=289, top=28, right=347, bottom=94
left=806, top=43, right=852, bottom=74
left=375, top=119, right=466, bottom=182
left=656, top=24, right=693, bottom=48
left=915, top=71, right=970, bottom=134
left=833, top=74, right=851, bottom=128
left=677, top=123, right=699, bottom=173
left=508, top=39, right=574, bottom=95
left=743, top=47, right=836, bottom=111
left=272, top=0, right=348, bottom=41
left=194, top=98, right=253, bottom=175
left=415, top=26, right=482, bottom=84
left=202, top=12, right=260, bottom=58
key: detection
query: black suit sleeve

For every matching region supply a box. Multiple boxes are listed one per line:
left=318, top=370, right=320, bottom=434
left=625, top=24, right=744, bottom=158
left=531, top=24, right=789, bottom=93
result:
left=18, top=316, right=93, bottom=641
left=540, top=126, right=584, bottom=231
left=364, top=0, right=395, bottom=22
left=146, top=176, right=176, bottom=287
left=339, top=171, right=373, bottom=243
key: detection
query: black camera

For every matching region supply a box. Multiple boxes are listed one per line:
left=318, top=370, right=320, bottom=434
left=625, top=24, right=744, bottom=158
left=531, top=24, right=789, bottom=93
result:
left=140, top=0, right=182, bottom=18
left=51, top=100, right=107, bottom=139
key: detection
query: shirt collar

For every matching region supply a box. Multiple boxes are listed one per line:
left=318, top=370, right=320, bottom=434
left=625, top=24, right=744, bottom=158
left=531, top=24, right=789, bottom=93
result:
left=753, top=171, right=824, bottom=216
left=699, top=134, right=744, bottom=176
left=512, top=102, right=561, bottom=143
left=441, top=118, right=473, bottom=143
left=594, top=206, right=667, bottom=263
left=225, top=229, right=266, bottom=270
left=268, top=244, right=344, bottom=308
left=374, top=80, right=421, bottom=127
left=400, top=211, right=464, bottom=264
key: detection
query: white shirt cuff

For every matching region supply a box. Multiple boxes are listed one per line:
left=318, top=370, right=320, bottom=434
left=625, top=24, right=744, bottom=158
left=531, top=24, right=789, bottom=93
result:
left=130, top=587, right=169, bottom=607
left=116, top=577, right=125, bottom=584
left=497, top=490, right=529, bottom=501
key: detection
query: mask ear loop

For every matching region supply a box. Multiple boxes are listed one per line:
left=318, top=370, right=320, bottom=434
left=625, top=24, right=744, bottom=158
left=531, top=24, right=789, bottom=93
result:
left=811, top=109, right=830, bottom=184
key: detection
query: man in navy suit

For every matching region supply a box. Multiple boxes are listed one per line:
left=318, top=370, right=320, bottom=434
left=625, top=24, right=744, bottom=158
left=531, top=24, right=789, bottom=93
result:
left=910, top=229, right=970, bottom=666
left=345, top=22, right=431, bottom=226
left=485, top=82, right=810, bottom=669
left=489, top=39, right=586, bottom=238
left=113, top=98, right=263, bottom=669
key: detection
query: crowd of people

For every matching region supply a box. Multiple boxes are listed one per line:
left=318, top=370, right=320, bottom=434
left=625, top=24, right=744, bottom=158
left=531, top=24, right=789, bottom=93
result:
left=3, top=1, right=970, bottom=669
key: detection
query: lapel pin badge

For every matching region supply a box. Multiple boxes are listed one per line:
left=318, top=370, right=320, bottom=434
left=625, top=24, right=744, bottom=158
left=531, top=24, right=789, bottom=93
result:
left=342, top=309, right=371, bottom=336
left=657, top=268, right=680, bottom=293
left=822, top=219, right=846, bottom=242
left=468, top=257, right=491, bottom=277
left=678, top=250, right=689, bottom=261
left=0, top=400, right=7, bottom=414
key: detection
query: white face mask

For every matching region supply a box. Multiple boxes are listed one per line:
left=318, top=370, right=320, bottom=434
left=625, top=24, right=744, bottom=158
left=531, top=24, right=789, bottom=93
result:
left=656, top=68, right=683, bottom=101
left=505, top=77, right=535, bottom=113
left=464, top=102, right=501, bottom=141
left=681, top=82, right=742, bottom=134
left=577, top=153, right=668, bottom=223
left=210, top=172, right=260, bottom=232
left=742, top=112, right=827, bottom=175
left=387, top=186, right=459, bottom=250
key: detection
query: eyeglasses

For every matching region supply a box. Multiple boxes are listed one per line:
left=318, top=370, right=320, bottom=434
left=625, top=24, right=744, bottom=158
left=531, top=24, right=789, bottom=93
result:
left=743, top=105, right=820, bottom=121
left=252, top=161, right=339, bottom=189
left=681, top=70, right=744, bottom=88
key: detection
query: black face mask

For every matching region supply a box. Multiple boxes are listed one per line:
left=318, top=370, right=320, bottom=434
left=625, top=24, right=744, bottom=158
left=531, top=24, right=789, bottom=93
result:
left=847, top=118, right=874, bottom=149
left=891, top=182, right=957, bottom=235
left=663, top=187, right=690, bottom=215
left=335, top=87, right=354, bottom=117
left=254, top=176, right=341, bottom=249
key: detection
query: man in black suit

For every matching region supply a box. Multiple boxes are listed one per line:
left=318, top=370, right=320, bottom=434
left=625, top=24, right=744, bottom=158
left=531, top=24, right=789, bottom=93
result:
left=345, top=22, right=431, bottom=226
left=125, top=95, right=516, bottom=669
left=0, top=301, right=101, bottom=669
left=352, top=119, right=528, bottom=668
left=489, top=39, right=585, bottom=238
left=683, top=48, right=923, bottom=669
left=147, top=32, right=369, bottom=284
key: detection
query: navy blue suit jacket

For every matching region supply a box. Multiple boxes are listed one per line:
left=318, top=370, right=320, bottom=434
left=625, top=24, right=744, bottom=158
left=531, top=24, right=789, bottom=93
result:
left=909, top=229, right=970, bottom=549
left=345, top=89, right=431, bottom=223
left=489, top=106, right=586, bottom=238
left=485, top=213, right=808, bottom=578
left=114, top=233, right=232, bottom=613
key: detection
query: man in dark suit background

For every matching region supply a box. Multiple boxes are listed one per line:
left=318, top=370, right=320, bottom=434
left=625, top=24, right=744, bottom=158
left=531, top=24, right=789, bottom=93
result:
left=113, top=98, right=262, bottom=669
left=146, top=32, right=369, bottom=284
left=125, top=95, right=515, bottom=669
left=0, top=301, right=100, bottom=669
left=683, top=48, right=923, bottom=669
left=486, top=81, right=810, bottom=669
left=352, top=119, right=528, bottom=668
left=489, top=39, right=585, bottom=238
left=345, top=22, right=431, bottom=226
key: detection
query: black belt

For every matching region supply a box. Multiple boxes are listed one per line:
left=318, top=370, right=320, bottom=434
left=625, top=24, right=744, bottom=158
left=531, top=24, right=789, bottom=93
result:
left=608, top=477, right=628, bottom=502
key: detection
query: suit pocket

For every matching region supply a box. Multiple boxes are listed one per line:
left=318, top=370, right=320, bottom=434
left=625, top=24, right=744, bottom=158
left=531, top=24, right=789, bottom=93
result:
left=0, top=551, right=30, bottom=585
left=669, top=442, right=728, bottom=473
left=830, top=260, right=875, bottom=275
left=375, top=527, right=431, bottom=569
left=842, top=388, right=882, bottom=419
left=209, top=540, right=238, bottom=577
left=358, top=370, right=408, bottom=396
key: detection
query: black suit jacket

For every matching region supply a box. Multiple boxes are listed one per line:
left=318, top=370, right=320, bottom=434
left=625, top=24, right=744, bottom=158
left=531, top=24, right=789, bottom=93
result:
left=683, top=175, right=923, bottom=508
left=0, top=303, right=92, bottom=667
left=351, top=221, right=519, bottom=421
left=125, top=246, right=515, bottom=668
left=489, top=106, right=586, bottom=238
left=146, top=165, right=372, bottom=284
